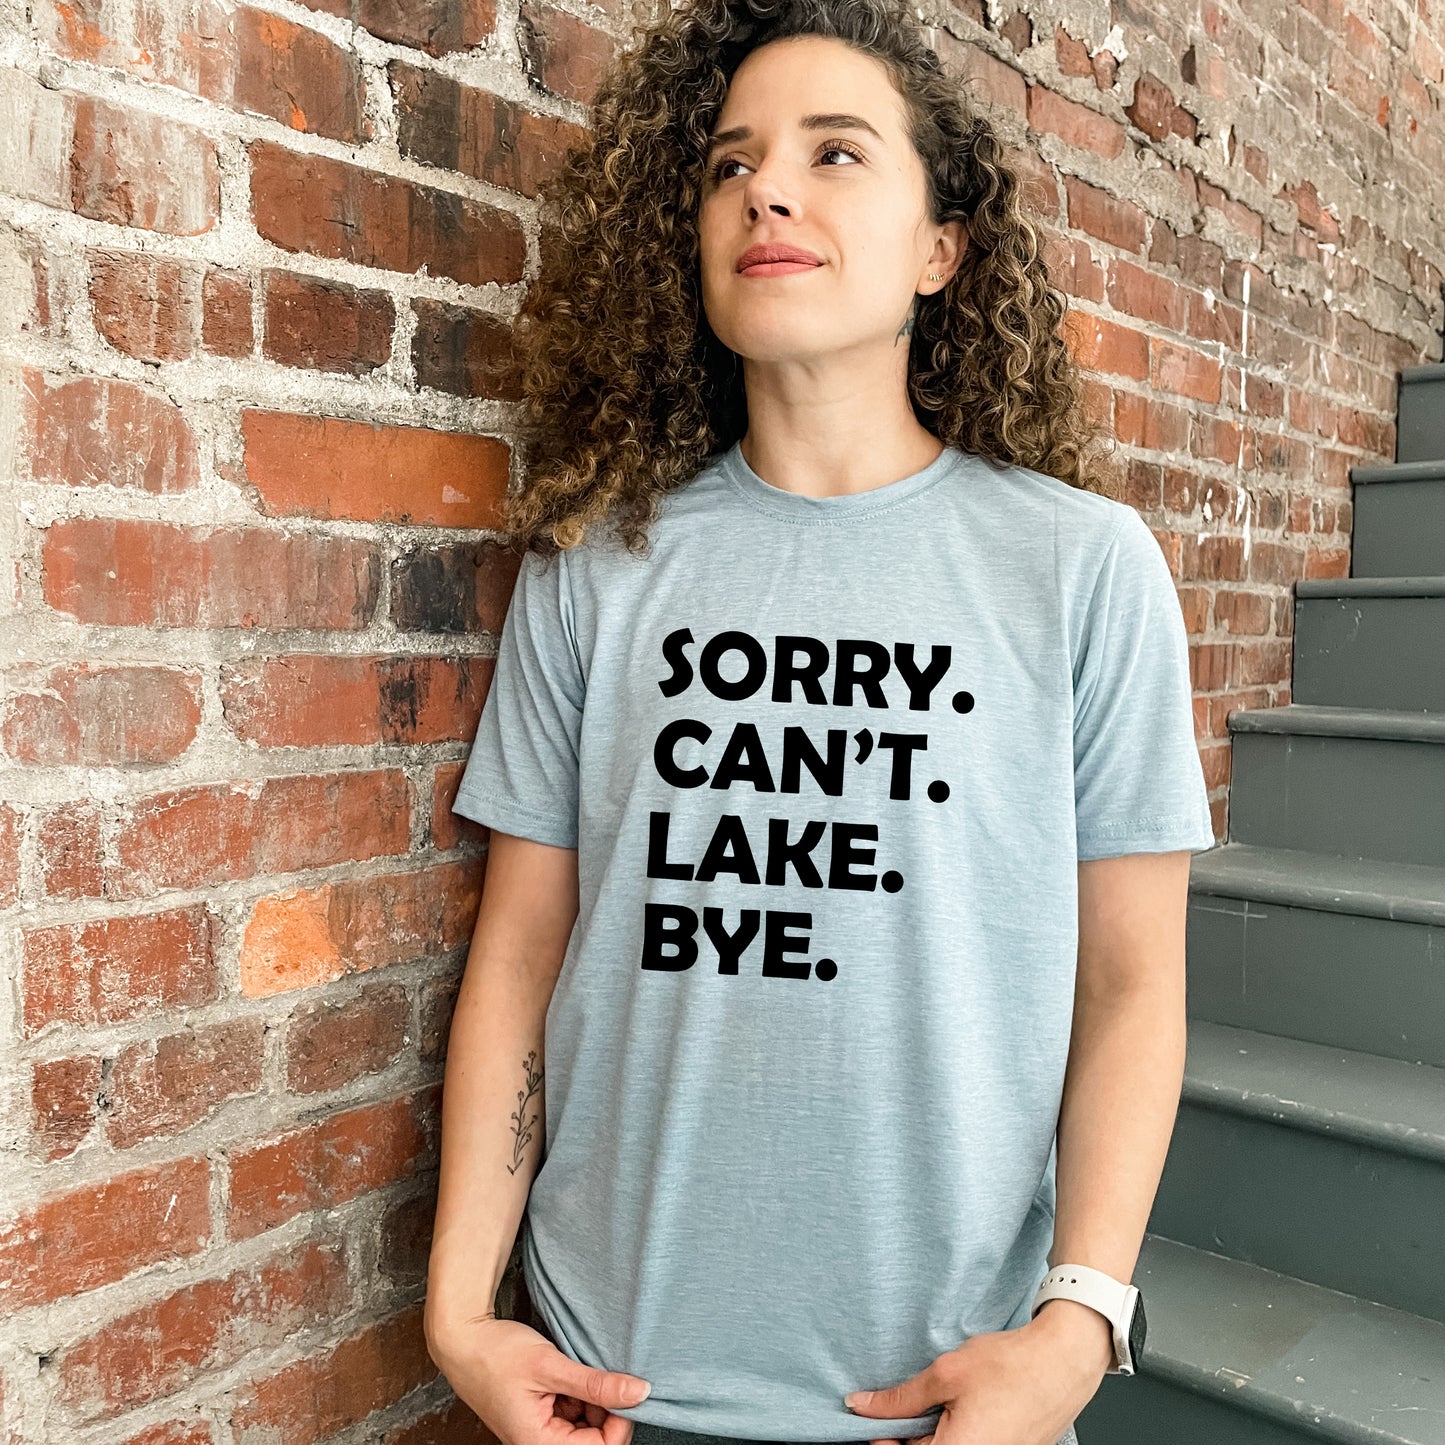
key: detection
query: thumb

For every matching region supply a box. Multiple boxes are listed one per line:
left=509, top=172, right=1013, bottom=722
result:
left=845, top=1357, right=951, bottom=1418
left=541, top=1352, right=652, bottom=1410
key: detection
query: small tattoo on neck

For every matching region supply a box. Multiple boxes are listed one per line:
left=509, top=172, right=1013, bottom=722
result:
left=896, top=313, right=916, bottom=344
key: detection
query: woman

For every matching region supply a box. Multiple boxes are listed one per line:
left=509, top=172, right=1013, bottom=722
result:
left=424, top=2, right=1215, bottom=1445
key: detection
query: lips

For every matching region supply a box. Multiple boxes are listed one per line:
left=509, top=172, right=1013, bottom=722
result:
left=736, top=243, right=823, bottom=273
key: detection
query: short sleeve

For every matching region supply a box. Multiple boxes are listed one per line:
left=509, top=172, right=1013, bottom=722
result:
left=452, top=547, right=584, bottom=849
left=1071, top=508, right=1215, bottom=860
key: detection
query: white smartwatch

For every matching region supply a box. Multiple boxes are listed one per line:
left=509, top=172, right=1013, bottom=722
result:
left=1030, top=1263, right=1146, bottom=1376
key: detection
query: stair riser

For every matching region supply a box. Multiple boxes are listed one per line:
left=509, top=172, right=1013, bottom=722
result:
left=1186, top=892, right=1445, bottom=1069
left=1350, top=480, right=1445, bottom=577
left=1398, top=368, right=1445, bottom=465
left=1152, top=1105, right=1445, bottom=1326
left=1294, top=594, right=1445, bottom=712
left=1078, top=1371, right=1326, bottom=1445
left=1228, top=731, right=1445, bottom=867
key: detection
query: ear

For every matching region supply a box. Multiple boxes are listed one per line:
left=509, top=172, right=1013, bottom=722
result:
left=933, top=219, right=967, bottom=277
left=918, top=220, right=968, bottom=294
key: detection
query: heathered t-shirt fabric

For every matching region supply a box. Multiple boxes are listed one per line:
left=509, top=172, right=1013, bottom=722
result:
left=452, top=439, right=1215, bottom=1442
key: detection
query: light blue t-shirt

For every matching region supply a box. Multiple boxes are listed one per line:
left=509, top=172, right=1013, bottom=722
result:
left=452, top=439, right=1215, bottom=1442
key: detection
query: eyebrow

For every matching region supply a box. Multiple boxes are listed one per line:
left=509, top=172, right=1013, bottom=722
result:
left=704, top=113, right=885, bottom=155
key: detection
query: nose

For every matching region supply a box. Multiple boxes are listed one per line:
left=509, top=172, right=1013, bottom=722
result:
left=741, top=162, right=797, bottom=220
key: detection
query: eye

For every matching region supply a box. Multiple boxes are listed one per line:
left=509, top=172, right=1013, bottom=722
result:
left=706, top=139, right=866, bottom=185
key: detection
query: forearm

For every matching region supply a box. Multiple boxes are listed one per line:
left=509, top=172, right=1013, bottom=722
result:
left=425, top=942, right=551, bottom=1337
left=1032, top=981, right=1187, bottom=1367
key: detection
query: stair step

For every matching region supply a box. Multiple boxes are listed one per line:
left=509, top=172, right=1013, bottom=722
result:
left=1189, top=841, right=1445, bottom=926
left=1225, top=706, right=1445, bottom=867
left=1182, top=1019, right=1445, bottom=1164
left=1345, top=456, right=1445, bottom=578
left=1185, top=844, right=1445, bottom=1067
left=1397, top=361, right=1445, bottom=466
left=1076, top=1234, right=1445, bottom=1445
left=1293, top=577, right=1445, bottom=712
left=1148, top=1021, right=1445, bottom=1324
left=1228, top=704, right=1445, bottom=741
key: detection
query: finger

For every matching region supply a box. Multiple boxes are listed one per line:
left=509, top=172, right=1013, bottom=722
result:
left=599, top=1413, right=636, bottom=1445
left=539, top=1356, right=651, bottom=1412
left=539, top=1413, right=624, bottom=1445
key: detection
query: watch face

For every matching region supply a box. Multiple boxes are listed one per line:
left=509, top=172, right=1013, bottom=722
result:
left=1127, top=1291, right=1147, bottom=1367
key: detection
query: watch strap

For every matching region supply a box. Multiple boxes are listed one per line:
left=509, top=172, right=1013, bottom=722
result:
left=1030, top=1263, right=1133, bottom=1374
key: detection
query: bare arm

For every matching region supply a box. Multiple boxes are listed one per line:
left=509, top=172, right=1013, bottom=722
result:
left=424, top=828, right=580, bottom=1347
left=1031, top=849, right=1193, bottom=1375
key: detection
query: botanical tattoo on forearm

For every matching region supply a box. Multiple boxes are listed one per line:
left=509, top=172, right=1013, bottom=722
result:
left=507, top=1049, right=544, bottom=1175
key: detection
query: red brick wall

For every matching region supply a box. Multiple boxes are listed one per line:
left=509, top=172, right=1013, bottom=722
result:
left=1, top=0, right=1441, bottom=1436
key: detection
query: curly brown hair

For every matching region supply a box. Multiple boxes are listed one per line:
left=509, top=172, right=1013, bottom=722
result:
left=500, top=0, right=1117, bottom=558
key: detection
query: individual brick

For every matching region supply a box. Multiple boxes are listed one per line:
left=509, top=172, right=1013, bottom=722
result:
left=410, top=296, right=522, bottom=399
left=104, top=1018, right=267, bottom=1149
left=226, top=1092, right=438, bottom=1234
left=236, top=855, right=479, bottom=994
left=389, top=536, right=522, bottom=634
left=53, top=1239, right=350, bottom=1421
left=1, top=68, right=70, bottom=208
left=228, top=6, right=367, bottom=142
left=517, top=0, right=614, bottom=104
left=249, top=140, right=525, bottom=287
left=30, top=1054, right=103, bottom=1161
left=240, top=409, right=510, bottom=526
left=285, top=983, right=410, bottom=1093
left=391, top=62, right=589, bottom=200
left=227, top=1302, right=437, bottom=1441
left=337, top=0, right=496, bottom=54
left=0, top=662, right=203, bottom=767
left=0, top=1158, right=211, bottom=1311
left=1026, top=82, right=1127, bottom=158
left=37, top=800, right=104, bottom=899
left=1125, top=72, right=1199, bottom=141
left=262, top=270, right=394, bottom=374
left=89, top=252, right=200, bottom=363
left=202, top=268, right=255, bottom=356
left=42, top=517, right=381, bottom=629
left=20, top=904, right=220, bottom=1035
left=0, top=804, right=22, bottom=908
left=70, top=97, right=219, bottom=235
left=218, top=653, right=488, bottom=748
left=109, top=770, right=412, bottom=898
left=23, top=370, right=200, bottom=493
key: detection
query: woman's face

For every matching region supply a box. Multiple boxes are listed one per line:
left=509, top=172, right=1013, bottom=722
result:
left=697, top=34, right=959, bottom=371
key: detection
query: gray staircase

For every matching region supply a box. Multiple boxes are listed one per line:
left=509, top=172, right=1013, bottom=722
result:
left=1075, top=360, right=1445, bottom=1445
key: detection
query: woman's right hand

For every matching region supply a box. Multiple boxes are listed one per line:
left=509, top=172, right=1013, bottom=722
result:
left=427, top=1313, right=653, bottom=1445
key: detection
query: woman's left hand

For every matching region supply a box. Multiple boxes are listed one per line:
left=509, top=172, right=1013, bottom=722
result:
left=841, top=1306, right=1115, bottom=1445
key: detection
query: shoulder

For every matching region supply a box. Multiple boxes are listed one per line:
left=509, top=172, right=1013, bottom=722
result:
left=957, top=454, right=1150, bottom=593
left=972, top=453, right=1133, bottom=536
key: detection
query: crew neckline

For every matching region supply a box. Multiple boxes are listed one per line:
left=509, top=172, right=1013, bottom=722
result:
left=718, top=439, right=966, bottom=522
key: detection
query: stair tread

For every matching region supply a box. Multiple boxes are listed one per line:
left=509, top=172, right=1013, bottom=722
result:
left=1189, top=841, right=1445, bottom=923
left=1296, top=574, right=1445, bottom=597
left=1136, top=1233, right=1445, bottom=1440
left=1350, top=456, right=1445, bottom=483
left=1184, top=1019, right=1445, bottom=1162
left=1228, top=702, right=1445, bottom=741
